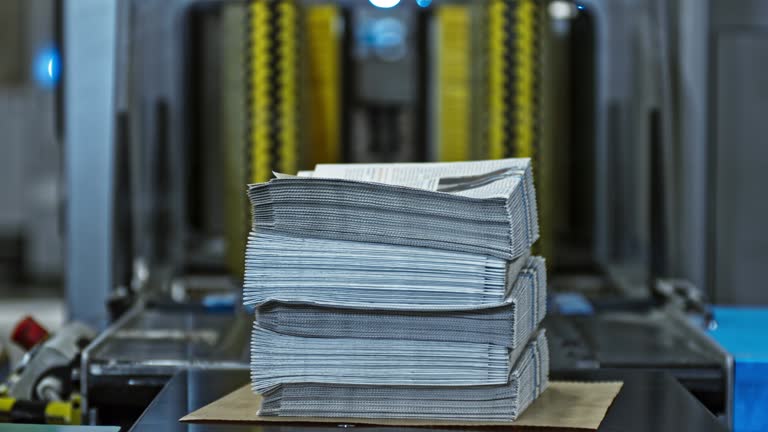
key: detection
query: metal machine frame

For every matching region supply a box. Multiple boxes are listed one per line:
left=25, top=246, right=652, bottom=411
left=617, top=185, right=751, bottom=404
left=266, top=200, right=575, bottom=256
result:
left=63, top=0, right=738, bottom=428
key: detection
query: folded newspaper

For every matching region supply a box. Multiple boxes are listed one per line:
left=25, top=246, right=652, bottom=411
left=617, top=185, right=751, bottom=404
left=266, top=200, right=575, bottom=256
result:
left=248, top=159, right=538, bottom=260
left=251, top=323, right=540, bottom=393
left=253, top=255, right=546, bottom=347
left=258, top=330, right=549, bottom=421
left=244, top=230, right=544, bottom=310
left=244, top=159, right=548, bottom=422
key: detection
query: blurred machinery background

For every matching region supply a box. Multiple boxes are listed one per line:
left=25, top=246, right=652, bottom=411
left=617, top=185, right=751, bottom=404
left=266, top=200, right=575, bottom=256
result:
left=1, top=0, right=767, bottom=430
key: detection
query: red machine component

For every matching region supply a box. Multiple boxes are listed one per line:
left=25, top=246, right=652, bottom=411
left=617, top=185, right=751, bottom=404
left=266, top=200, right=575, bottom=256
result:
left=11, top=316, right=50, bottom=350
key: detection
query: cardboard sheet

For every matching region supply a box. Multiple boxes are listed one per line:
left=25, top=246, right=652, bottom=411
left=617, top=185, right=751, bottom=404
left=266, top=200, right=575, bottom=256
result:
left=181, top=381, right=623, bottom=430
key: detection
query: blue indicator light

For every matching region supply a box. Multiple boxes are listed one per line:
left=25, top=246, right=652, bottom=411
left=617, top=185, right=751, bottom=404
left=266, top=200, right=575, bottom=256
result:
left=33, top=46, right=61, bottom=88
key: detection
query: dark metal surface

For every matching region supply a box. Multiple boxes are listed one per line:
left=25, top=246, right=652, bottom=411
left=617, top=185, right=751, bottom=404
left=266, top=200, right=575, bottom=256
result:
left=544, top=310, right=729, bottom=420
left=84, top=305, right=249, bottom=381
left=707, top=0, right=768, bottom=305
left=0, top=426, right=119, bottom=432
left=544, top=312, right=723, bottom=368
left=130, top=369, right=726, bottom=432
left=81, top=304, right=250, bottom=428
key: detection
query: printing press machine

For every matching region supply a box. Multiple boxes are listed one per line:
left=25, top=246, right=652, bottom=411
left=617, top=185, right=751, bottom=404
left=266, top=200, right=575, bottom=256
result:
left=1, top=0, right=734, bottom=430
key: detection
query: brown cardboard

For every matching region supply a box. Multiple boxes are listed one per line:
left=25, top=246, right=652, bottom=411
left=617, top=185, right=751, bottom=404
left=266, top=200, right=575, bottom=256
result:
left=180, top=381, right=623, bottom=430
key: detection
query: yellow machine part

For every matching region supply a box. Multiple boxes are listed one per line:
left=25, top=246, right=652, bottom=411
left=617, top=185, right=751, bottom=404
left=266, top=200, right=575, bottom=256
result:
left=487, top=0, right=548, bottom=257
left=44, top=395, right=82, bottom=425
left=487, top=0, right=539, bottom=159
left=277, top=0, right=299, bottom=175
left=247, top=0, right=300, bottom=182
left=436, top=5, right=471, bottom=162
left=512, top=0, right=537, bottom=159
left=487, top=0, right=508, bottom=160
left=305, top=5, right=342, bottom=166
left=0, top=395, right=82, bottom=425
left=0, top=397, right=13, bottom=414
left=222, top=3, right=249, bottom=278
left=248, top=0, right=272, bottom=183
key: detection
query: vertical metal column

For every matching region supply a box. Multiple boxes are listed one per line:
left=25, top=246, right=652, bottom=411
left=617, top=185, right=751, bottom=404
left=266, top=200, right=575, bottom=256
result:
left=64, top=0, right=118, bottom=330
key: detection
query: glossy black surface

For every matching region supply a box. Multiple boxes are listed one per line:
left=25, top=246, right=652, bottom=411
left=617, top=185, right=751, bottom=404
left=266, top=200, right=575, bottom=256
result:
left=129, top=369, right=726, bottom=432
left=544, top=313, right=723, bottom=368
left=543, top=311, right=728, bottom=417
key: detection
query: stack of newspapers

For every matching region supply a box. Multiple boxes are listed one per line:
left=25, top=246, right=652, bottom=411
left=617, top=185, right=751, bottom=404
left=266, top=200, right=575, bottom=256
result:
left=244, top=159, right=549, bottom=422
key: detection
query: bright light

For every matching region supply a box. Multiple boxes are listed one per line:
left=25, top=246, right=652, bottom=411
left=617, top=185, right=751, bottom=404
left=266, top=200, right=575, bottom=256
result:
left=369, top=0, right=401, bottom=9
left=416, top=0, right=432, bottom=7
left=33, top=45, right=61, bottom=88
left=577, top=4, right=586, bottom=10
left=548, top=1, right=576, bottom=19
